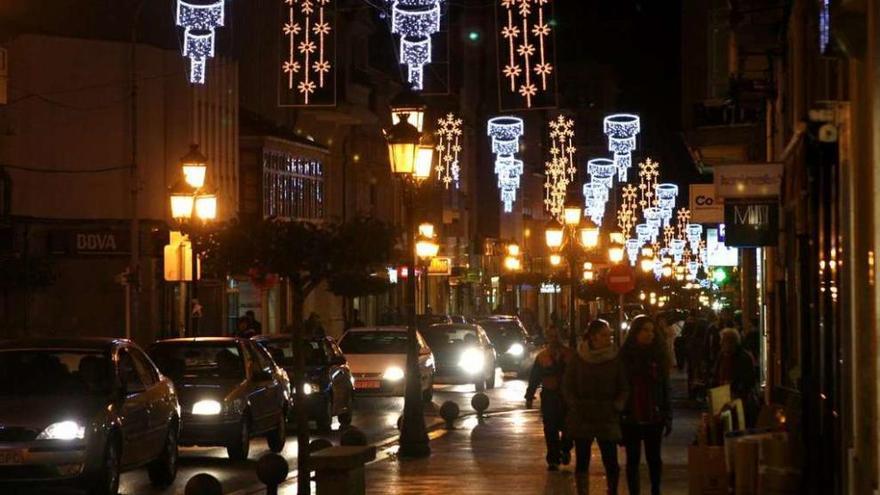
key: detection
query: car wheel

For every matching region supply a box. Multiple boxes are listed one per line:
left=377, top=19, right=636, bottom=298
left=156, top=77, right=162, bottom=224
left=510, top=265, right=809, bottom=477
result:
left=227, top=417, right=251, bottom=461
left=266, top=412, right=286, bottom=453
left=148, top=421, right=179, bottom=487
left=316, top=398, right=333, bottom=433
left=90, top=433, right=120, bottom=495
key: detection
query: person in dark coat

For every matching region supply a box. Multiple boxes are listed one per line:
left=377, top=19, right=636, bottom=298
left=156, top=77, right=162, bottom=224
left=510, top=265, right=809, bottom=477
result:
left=684, top=311, right=709, bottom=398
left=620, top=315, right=672, bottom=495
left=714, top=328, right=759, bottom=426
left=525, top=324, right=576, bottom=471
left=563, top=319, right=627, bottom=493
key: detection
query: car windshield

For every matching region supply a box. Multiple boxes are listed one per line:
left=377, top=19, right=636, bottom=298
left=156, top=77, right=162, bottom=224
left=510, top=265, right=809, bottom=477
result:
left=416, top=315, right=450, bottom=330
left=0, top=349, right=113, bottom=397
left=339, top=331, right=408, bottom=354
left=150, top=343, right=245, bottom=380
left=423, top=326, right=479, bottom=349
left=478, top=320, right=526, bottom=343
left=258, top=339, right=326, bottom=367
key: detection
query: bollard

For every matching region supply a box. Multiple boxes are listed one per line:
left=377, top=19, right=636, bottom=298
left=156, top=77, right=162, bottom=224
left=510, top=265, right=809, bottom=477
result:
left=310, top=446, right=377, bottom=495
left=340, top=426, right=368, bottom=446
left=185, top=473, right=222, bottom=495
left=471, top=392, right=490, bottom=417
left=256, top=453, right=289, bottom=495
left=310, top=438, right=334, bottom=453
left=439, top=400, right=460, bottom=429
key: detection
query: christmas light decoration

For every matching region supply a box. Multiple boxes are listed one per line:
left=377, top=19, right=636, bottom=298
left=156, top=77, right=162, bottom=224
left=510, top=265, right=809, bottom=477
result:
left=626, top=238, right=640, bottom=266
left=282, top=0, right=335, bottom=106
left=617, top=184, right=638, bottom=240
left=392, top=0, right=442, bottom=90
left=603, top=114, right=640, bottom=181
left=435, top=113, right=463, bottom=189
left=488, top=116, right=525, bottom=212
left=497, top=0, right=557, bottom=109
left=637, top=158, right=660, bottom=211
left=687, top=224, right=703, bottom=251
left=636, top=223, right=652, bottom=246
left=544, top=115, right=576, bottom=222
left=587, top=158, right=617, bottom=189
left=176, top=0, right=225, bottom=84
left=655, top=183, right=678, bottom=226
left=583, top=182, right=609, bottom=225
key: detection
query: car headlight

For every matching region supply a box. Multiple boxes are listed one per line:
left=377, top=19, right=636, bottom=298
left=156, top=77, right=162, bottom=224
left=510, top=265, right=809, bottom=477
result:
left=425, top=356, right=435, bottom=369
left=458, top=348, right=485, bottom=374
left=621, top=322, right=628, bottom=330
left=37, top=421, right=85, bottom=440
left=383, top=366, right=405, bottom=381
left=192, top=399, right=223, bottom=416
left=303, top=383, right=322, bottom=395
left=506, top=343, right=525, bottom=356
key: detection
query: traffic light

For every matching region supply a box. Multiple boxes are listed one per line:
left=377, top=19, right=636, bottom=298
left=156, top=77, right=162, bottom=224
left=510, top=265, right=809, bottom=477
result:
left=712, top=267, right=729, bottom=285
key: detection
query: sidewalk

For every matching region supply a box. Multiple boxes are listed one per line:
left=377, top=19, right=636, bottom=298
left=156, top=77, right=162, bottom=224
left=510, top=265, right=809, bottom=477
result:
left=365, top=373, right=699, bottom=495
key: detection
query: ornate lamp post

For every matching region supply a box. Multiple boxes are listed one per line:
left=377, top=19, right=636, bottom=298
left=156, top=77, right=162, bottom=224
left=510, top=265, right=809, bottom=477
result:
left=416, top=223, right=439, bottom=313
left=169, top=144, right=216, bottom=337
left=545, top=199, right=599, bottom=348
left=386, top=89, right=433, bottom=458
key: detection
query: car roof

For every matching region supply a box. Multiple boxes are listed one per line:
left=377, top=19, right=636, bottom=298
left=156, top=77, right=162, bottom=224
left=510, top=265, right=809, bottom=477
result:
left=0, top=337, right=127, bottom=351
left=424, top=323, right=479, bottom=331
left=252, top=334, right=332, bottom=343
left=344, top=326, right=409, bottom=333
left=152, top=337, right=246, bottom=345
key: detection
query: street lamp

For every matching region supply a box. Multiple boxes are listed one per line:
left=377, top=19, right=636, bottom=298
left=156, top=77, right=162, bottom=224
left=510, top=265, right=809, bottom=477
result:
left=168, top=144, right=216, bottom=337
left=545, top=199, right=601, bottom=348
left=386, top=91, right=433, bottom=459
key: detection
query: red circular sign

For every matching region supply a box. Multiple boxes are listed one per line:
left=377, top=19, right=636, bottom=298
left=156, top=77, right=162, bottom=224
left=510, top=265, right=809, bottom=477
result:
left=606, top=264, right=636, bottom=294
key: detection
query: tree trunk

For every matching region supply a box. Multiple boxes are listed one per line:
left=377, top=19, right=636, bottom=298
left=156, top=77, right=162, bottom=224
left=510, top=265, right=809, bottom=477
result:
left=290, top=282, right=311, bottom=495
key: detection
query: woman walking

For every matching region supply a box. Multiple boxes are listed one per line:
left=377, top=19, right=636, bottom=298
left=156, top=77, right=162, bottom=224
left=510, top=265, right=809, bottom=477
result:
left=563, top=319, right=628, bottom=493
left=620, top=315, right=672, bottom=495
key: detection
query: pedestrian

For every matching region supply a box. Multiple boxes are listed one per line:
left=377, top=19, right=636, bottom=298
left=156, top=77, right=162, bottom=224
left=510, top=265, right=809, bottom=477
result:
left=655, top=314, right=678, bottom=372
left=685, top=310, right=709, bottom=399
left=304, top=312, right=326, bottom=339
left=235, top=317, right=252, bottom=338
left=525, top=324, right=575, bottom=471
left=620, top=315, right=672, bottom=495
left=245, top=310, right=262, bottom=335
left=713, top=327, right=759, bottom=426
left=563, top=319, right=627, bottom=493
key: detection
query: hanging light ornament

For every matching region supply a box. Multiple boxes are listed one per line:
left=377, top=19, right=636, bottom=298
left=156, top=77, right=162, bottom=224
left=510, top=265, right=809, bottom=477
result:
left=637, top=158, right=660, bottom=211
left=583, top=182, right=609, bottom=226
left=587, top=158, right=617, bottom=189
left=626, top=238, right=641, bottom=267
left=686, top=223, right=704, bottom=252
left=176, top=0, right=225, bottom=84
left=282, top=0, right=335, bottom=105
left=435, top=113, right=463, bottom=189
left=617, top=184, right=638, bottom=240
left=655, top=183, right=679, bottom=227
left=391, top=0, right=442, bottom=91
left=544, top=116, right=576, bottom=222
left=488, top=116, right=525, bottom=212
left=498, top=0, right=556, bottom=109
left=603, top=114, right=640, bottom=181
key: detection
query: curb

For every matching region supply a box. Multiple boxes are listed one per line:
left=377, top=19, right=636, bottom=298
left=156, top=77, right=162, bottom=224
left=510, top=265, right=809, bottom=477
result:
left=228, top=406, right=527, bottom=495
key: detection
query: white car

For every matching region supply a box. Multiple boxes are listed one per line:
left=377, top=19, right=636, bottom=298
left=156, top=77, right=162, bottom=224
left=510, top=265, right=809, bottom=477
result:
left=338, top=326, right=435, bottom=401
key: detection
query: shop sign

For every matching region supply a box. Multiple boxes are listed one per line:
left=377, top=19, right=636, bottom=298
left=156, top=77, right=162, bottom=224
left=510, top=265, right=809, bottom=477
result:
left=714, top=163, right=783, bottom=199
left=723, top=198, right=779, bottom=247
left=59, top=229, right=130, bottom=255
left=428, top=257, right=452, bottom=276
left=689, top=184, right=723, bottom=224
left=540, top=283, right=561, bottom=294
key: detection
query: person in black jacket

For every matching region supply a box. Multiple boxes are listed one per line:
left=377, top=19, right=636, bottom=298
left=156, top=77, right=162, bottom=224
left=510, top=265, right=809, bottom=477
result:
left=714, top=328, right=759, bottom=426
left=525, top=325, right=575, bottom=471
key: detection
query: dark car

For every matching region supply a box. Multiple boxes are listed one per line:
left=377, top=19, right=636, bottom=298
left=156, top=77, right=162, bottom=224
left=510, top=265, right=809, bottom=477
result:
left=415, top=314, right=453, bottom=332
left=148, top=338, right=289, bottom=461
left=422, top=324, right=497, bottom=391
left=476, top=316, right=538, bottom=377
left=0, top=338, right=180, bottom=495
left=252, top=335, right=354, bottom=432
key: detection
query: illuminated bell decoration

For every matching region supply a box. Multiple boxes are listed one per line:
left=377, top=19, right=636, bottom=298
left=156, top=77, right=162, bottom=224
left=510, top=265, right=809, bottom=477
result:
left=670, top=239, right=687, bottom=263
left=626, top=239, right=641, bottom=266
left=391, top=0, right=442, bottom=91
left=587, top=158, right=617, bottom=189
left=603, top=114, right=641, bottom=181
left=687, top=224, right=704, bottom=251
left=635, top=223, right=652, bottom=246
left=176, top=0, right=225, bottom=84
left=644, top=207, right=662, bottom=241
left=488, top=117, right=525, bottom=213
left=653, top=258, right=664, bottom=280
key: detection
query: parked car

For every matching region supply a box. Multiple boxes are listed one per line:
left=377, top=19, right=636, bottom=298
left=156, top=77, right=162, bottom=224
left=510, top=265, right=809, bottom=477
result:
left=476, top=316, right=538, bottom=377
left=148, top=337, right=289, bottom=461
left=253, top=335, right=354, bottom=431
left=421, top=324, right=497, bottom=391
left=0, top=338, right=180, bottom=495
left=416, top=314, right=452, bottom=332
left=338, top=327, right=435, bottom=401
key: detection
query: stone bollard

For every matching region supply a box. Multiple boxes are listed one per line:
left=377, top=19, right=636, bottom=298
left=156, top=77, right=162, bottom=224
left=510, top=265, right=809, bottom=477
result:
left=185, top=473, right=223, bottom=495
left=309, top=445, right=377, bottom=495
left=340, top=426, right=368, bottom=446
left=471, top=392, right=490, bottom=417
left=439, top=400, right=460, bottom=429
left=256, top=453, right=289, bottom=495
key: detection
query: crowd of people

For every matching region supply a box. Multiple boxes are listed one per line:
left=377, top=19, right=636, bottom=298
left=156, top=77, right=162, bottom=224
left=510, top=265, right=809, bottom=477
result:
left=525, top=308, right=760, bottom=495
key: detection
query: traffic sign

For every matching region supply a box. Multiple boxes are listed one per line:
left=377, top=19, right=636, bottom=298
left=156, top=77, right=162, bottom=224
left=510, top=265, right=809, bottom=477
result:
left=606, top=264, right=636, bottom=294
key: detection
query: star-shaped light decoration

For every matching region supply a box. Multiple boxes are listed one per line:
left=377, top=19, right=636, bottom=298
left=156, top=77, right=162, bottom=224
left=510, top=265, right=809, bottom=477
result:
left=544, top=115, right=576, bottom=221
left=497, top=0, right=557, bottom=109
left=435, top=113, right=464, bottom=189
left=282, top=0, right=334, bottom=105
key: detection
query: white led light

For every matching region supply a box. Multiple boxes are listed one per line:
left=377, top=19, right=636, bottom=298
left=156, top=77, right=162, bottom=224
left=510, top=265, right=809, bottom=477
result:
left=544, top=116, right=577, bottom=222
left=603, top=114, right=640, bottom=181
left=458, top=348, right=485, bottom=375
left=176, top=0, right=225, bottom=84
left=626, top=239, right=641, bottom=266
left=391, top=0, right=441, bottom=90
left=506, top=343, right=525, bottom=356
left=435, top=113, right=463, bottom=189
left=488, top=116, right=525, bottom=213
left=587, top=158, right=617, bottom=188
left=37, top=421, right=85, bottom=441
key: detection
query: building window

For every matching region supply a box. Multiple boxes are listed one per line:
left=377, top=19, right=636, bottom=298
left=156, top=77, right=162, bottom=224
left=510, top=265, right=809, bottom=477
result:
left=262, top=151, right=324, bottom=220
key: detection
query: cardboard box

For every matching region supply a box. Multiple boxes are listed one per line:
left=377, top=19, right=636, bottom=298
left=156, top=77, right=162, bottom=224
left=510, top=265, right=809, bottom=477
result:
left=757, top=466, right=800, bottom=494
left=689, top=445, right=729, bottom=495
left=734, top=440, right=759, bottom=495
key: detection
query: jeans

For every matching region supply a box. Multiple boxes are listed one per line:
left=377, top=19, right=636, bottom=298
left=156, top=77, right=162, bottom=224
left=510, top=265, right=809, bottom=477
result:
left=574, top=437, right=620, bottom=493
left=622, top=423, right=664, bottom=495
left=540, top=389, right=571, bottom=465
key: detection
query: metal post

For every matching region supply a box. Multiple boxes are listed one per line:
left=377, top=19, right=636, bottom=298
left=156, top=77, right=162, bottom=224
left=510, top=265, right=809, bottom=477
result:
left=568, top=238, right=577, bottom=349
left=127, top=1, right=145, bottom=341
left=190, top=231, right=199, bottom=337
left=398, top=182, right=430, bottom=458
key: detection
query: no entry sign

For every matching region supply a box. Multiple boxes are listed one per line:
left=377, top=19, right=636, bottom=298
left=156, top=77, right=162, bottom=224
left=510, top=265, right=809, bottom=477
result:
left=607, top=264, right=636, bottom=295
